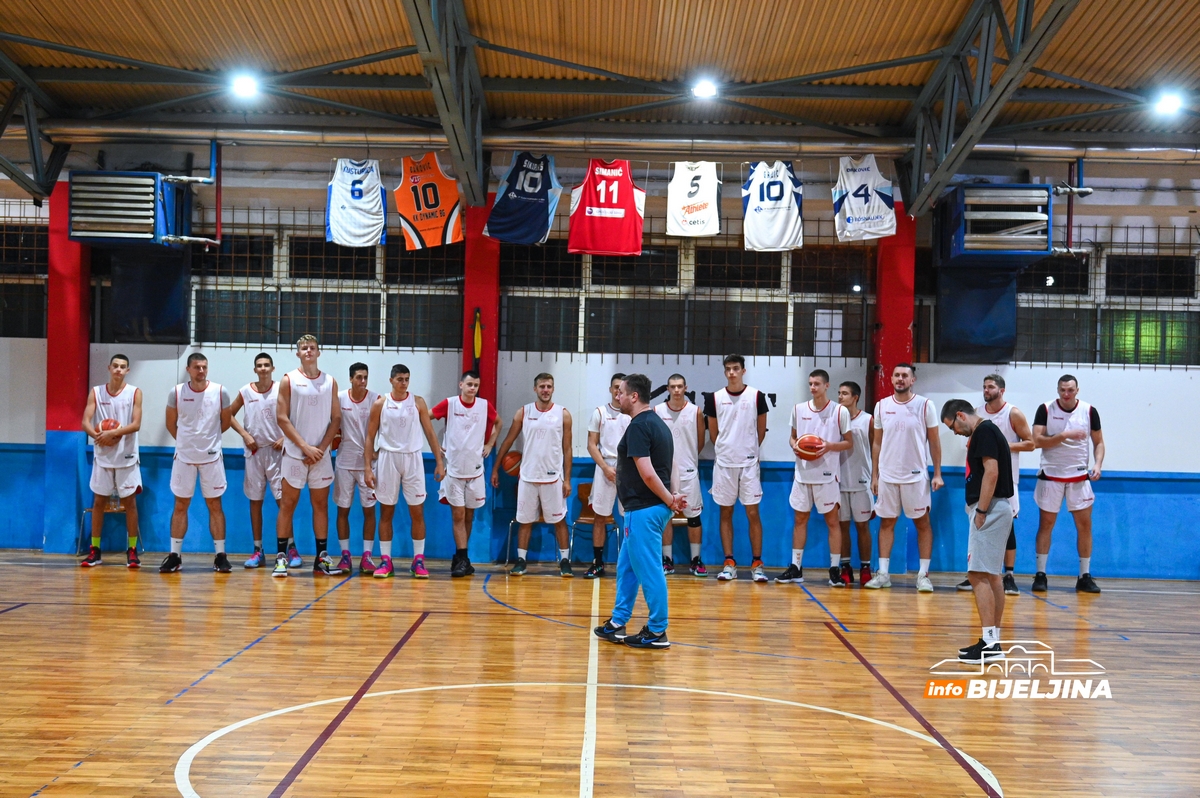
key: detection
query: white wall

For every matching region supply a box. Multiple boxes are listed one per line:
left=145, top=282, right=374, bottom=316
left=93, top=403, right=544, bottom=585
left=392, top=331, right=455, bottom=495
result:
left=0, top=338, right=45, bottom=444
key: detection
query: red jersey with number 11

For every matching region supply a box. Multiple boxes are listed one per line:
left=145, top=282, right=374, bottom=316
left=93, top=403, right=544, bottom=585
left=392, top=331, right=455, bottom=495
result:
left=567, top=159, right=645, bottom=256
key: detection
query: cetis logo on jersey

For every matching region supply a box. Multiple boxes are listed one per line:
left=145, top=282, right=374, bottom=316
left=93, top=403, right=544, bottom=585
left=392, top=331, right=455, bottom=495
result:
left=925, top=640, right=1112, bottom=701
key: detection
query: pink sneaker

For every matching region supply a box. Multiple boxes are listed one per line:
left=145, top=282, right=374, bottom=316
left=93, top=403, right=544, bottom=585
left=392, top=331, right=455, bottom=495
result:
left=359, top=553, right=377, bottom=575
left=373, top=555, right=394, bottom=578
left=410, top=555, right=429, bottom=579
left=332, top=550, right=352, bottom=575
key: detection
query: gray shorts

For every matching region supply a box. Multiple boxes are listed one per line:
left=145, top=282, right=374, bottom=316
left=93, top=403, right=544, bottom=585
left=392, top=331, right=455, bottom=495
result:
left=967, top=499, right=1012, bottom=575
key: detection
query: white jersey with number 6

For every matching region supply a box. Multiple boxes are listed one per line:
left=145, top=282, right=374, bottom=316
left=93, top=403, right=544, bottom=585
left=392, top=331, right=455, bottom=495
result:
left=833, top=154, right=896, bottom=242
left=742, top=161, right=803, bottom=251
left=326, top=158, right=386, bottom=247
left=666, top=161, right=721, bottom=237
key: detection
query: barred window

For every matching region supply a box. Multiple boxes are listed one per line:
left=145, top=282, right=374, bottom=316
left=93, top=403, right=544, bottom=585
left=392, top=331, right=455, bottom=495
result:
left=289, top=237, right=376, bottom=281
left=1105, top=254, right=1195, bottom=298
left=0, top=225, right=49, bottom=275
left=500, top=295, right=577, bottom=351
left=0, top=205, right=49, bottom=339
left=500, top=240, right=581, bottom=288
left=279, top=292, right=380, bottom=347
left=694, top=247, right=781, bottom=289
left=688, top=300, right=788, bottom=356
left=385, top=242, right=464, bottom=286
left=585, top=298, right=686, bottom=353
left=1019, top=254, right=1089, bottom=295
left=791, top=245, right=874, bottom=294
left=794, top=302, right=871, bottom=359
left=1100, top=310, right=1200, bottom=365
left=387, top=294, right=462, bottom=348
left=192, top=234, right=274, bottom=278
left=591, top=247, right=678, bottom=287
left=1015, top=307, right=1097, bottom=363
left=195, top=289, right=279, bottom=344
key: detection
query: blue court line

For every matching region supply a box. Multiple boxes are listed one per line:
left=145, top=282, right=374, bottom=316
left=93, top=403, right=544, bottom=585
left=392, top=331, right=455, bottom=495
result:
left=27, top=761, right=83, bottom=797
left=166, top=576, right=353, bottom=704
left=1030, top=591, right=1130, bottom=640
left=0, top=602, right=28, bottom=615
left=799, top=585, right=849, bottom=632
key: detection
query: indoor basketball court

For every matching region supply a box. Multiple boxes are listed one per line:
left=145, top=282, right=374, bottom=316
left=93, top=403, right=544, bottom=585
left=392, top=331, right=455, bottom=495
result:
left=1, top=1, right=1199, bottom=796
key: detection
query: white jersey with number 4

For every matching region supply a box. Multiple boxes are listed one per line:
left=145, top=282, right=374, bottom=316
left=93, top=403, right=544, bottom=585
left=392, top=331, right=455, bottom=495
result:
left=326, top=158, right=387, bottom=247
left=656, top=401, right=700, bottom=479
left=666, top=161, right=721, bottom=237
left=742, top=161, right=803, bottom=251
left=833, top=154, right=896, bottom=242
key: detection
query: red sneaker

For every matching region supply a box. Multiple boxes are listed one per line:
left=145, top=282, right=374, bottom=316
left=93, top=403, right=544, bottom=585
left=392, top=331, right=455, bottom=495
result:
left=840, top=563, right=853, bottom=586
left=859, top=565, right=873, bottom=586
left=126, top=547, right=140, bottom=569
left=81, top=546, right=102, bottom=567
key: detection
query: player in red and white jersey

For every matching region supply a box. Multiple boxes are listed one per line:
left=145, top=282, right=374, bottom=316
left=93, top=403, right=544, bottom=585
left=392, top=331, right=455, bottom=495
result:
left=656, top=374, right=708, bottom=577
left=275, top=335, right=342, bottom=578
left=162, top=352, right=233, bottom=573
left=954, top=374, right=1034, bottom=596
left=583, top=373, right=631, bottom=579
left=567, top=159, right=646, bottom=256
left=837, top=381, right=875, bottom=586
left=775, top=370, right=852, bottom=587
left=431, top=370, right=501, bottom=578
left=1031, top=374, right=1105, bottom=594
left=705, top=354, right=770, bottom=583
left=491, top=373, right=575, bottom=578
left=364, top=364, right=445, bottom=579
left=866, top=363, right=943, bottom=592
left=80, top=353, right=143, bottom=568
left=329, top=363, right=380, bottom=576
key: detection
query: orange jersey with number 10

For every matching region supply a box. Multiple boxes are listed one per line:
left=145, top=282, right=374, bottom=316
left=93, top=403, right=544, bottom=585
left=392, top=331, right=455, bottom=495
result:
left=393, top=152, right=464, bottom=250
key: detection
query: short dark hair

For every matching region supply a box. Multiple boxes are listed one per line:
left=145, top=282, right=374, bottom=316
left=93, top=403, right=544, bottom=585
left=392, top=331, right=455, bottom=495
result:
left=610, top=372, right=626, bottom=384
left=893, top=362, right=916, bottom=376
left=940, top=398, right=976, bottom=423
left=534, top=372, right=554, bottom=385
left=1058, top=374, right=1078, bottom=386
left=460, top=370, right=480, bottom=381
left=186, top=352, right=207, bottom=367
left=623, top=373, right=652, bottom=404
left=253, top=352, right=273, bottom=366
left=809, top=369, right=830, bottom=383
left=722, top=354, right=745, bottom=368
left=667, top=373, right=686, bottom=385
left=984, top=373, right=1005, bottom=389
left=390, top=363, right=410, bottom=379
left=109, top=353, right=130, bottom=366
left=839, top=380, right=861, bottom=399
left=349, top=362, right=368, bottom=379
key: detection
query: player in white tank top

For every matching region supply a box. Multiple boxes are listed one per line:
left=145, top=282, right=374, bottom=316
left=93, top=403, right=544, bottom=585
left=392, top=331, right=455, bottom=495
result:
left=364, top=364, right=445, bottom=579
left=656, top=374, right=708, bottom=576
left=491, top=373, right=575, bottom=576
left=274, top=336, right=342, bottom=577
left=330, top=363, right=380, bottom=575
left=80, top=353, right=143, bottom=568
left=866, top=364, right=943, bottom=591
left=584, top=374, right=633, bottom=578
left=836, top=381, right=875, bottom=586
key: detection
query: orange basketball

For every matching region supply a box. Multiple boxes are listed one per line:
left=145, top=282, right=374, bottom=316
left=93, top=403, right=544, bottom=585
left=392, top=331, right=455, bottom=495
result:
left=99, top=418, right=120, bottom=431
left=796, top=433, right=824, bottom=461
left=501, top=451, right=522, bottom=476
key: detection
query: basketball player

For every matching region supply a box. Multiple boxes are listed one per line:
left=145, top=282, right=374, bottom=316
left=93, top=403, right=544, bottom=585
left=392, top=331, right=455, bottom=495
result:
left=656, top=374, right=707, bottom=576
left=584, top=373, right=630, bottom=579
left=363, top=364, right=444, bottom=579
left=865, top=363, right=943, bottom=591
left=955, top=374, right=1033, bottom=596
left=431, top=370, right=501, bottom=578
left=836, top=381, right=875, bottom=586
left=274, top=335, right=341, bottom=578
left=161, top=352, right=232, bottom=573
left=491, top=373, right=574, bottom=577
left=228, top=353, right=293, bottom=569
left=81, top=353, right=142, bottom=568
left=706, top=354, right=770, bottom=583
left=1031, top=375, right=1105, bottom=593
left=941, top=400, right=1014, bottom=663
left=332, top=363, right=379, bottom=575
left=775, top=370, right=852, bottom=586
left=594, top=374, right=687, bottom=650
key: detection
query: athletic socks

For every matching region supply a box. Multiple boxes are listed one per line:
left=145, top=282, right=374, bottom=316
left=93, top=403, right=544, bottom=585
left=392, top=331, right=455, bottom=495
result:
left=517, top=548, right=528, bottom=560
left=830, top=553, right=841, bottom=568
left=413, top=539, right=425, bottom=558
left=594, top=546, right=604, bottom=563
left=1036, top=553, right=1049, bottom=573
left=983, top=626, right=999, bottom=645
left=840, top=556, right=851, bottom=566
left=214, top=540, right=226, bottom=554
left=662, top=544, right=672, bottom=558
left=1079, top=557, right=1090, bottom=576
left=380, top=539, right=392, bottom=557
left=91, top=535, right=101, bottom=548
left=918, top=558, right=931, bottom=577
left=690, top=542, right=701, bottom=560
left=128, top=535, right=138, bottom=550
left=792, top=548, right=804, bottom=567
left=277, top=536, right=289, bottom=554
left=559, top=548, right=570, bottom=562
left=1004, top=565, right=1014, bottom=575
left=878, top=557, right=890, bottom=575
left=455, top=547, right=468, bottom=560
left=338, top=538, right=350, bottom=554
left=170, top=537, right=183, bottom=554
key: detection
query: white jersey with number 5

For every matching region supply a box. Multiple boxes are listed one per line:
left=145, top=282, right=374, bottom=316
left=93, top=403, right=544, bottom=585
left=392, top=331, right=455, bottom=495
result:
left=666, top=161, right=721, bottom=237
left=742, top=161, right=803, bottom=251
left=326, top=158, right=387, bottom=247
left=833, top=154, right=896, bottom=242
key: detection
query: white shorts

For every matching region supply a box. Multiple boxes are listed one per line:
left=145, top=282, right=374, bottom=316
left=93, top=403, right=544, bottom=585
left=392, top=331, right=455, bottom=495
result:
left=90, top=462, right=142, bottom=499
left=516, top=478, right=567, bottom=524
left=374, top=450, right=427, bottom=506
left=282, top=450, right=334, bottom=491
left=875, top=479, right=930, bottom=519
left=334, top=467, right=377, bottom=509
left=790, top=480, right=841, bottom=515
left=678, top=475, right=703, bottom=519
left=590, top=462, right=621, bottom=517
left=441, top=474, right=486, bottom=509
left=710, top=462, right=763, bottom=507
left=1034, top=477, right=1094, bottom=513
left=839, top=490, right=874, bottom=523
left=243, top=447, right=282, bottom=502
left=171, top=457, right=227, bottom=499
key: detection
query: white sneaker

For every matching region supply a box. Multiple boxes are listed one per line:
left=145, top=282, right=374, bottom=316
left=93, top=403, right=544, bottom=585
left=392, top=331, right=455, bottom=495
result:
left=717, top=562, right=737, bottom=581
left=916, top=574, right=934, bottom=593
left=864, top=572, right=891, bottom=589
left=751, top=564, right=768, bottom=583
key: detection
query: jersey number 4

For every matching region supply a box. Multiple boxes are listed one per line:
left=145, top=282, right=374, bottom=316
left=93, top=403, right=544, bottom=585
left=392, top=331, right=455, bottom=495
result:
left=852, top=183, right=873, bottom=203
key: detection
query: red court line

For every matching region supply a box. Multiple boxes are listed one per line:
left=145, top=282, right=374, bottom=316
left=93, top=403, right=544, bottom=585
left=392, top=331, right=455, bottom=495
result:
left=824, top=621, right=1001, bottom=798
left=268, top=612, right=429, bottom=798
left=0, top=602, right=28, bottom=615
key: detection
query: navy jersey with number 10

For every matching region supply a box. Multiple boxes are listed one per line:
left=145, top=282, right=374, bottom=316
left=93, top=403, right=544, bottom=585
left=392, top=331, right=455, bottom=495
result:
left=485, top=152, right=563, bottom=245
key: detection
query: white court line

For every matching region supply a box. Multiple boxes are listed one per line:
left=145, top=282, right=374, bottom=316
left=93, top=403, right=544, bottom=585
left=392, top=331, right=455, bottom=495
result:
left=1101, top=588, right=1200, bottom=595
left=579, top=578, right=599, bottom=798
left=174, top=681, right=1002, bottom=797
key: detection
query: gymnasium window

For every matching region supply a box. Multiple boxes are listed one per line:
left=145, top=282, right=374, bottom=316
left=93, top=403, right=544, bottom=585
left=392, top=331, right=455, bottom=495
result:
left=288, top=237, right=376, bottom=281
left=591, top=247, right=678, bottom=287
left=192, top=234, right=274, bottom=279
left=0, top=203, right=49, bottom=339
left=1105, top=254, right=1196, bottom=298
left=1014, top=307, right=1098, bottom=363
left=1018, top=253, right=1089, bottom=295
left=1099, top=310, right=1200, bottom=366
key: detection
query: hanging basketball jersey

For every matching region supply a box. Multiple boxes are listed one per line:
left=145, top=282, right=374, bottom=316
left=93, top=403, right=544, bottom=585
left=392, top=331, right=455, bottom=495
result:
left=325, top=159, right=387, bottom=247
left=741, top=161, right=803, bottom=251
left=393, top=152, right=463, bottom=250
left=832, top=154, right=896, bottom=241
left=666, top=161, right=721, bottom=237
left=567, top=159, right=646, bottom=256
left=484, top=152, right=563, bottom=245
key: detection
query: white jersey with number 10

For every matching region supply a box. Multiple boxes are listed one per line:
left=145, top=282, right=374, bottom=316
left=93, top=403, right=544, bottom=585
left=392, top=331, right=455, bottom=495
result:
left=742, top=161, right=803, bottom=251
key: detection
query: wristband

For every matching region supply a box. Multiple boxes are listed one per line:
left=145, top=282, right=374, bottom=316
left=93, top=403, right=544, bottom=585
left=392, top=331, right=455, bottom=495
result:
left=976, top=507, right=989, bottom=515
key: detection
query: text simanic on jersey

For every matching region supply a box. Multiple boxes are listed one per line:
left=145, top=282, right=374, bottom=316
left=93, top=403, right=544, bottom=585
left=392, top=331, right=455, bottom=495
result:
left=594, top=166, right=624, bottom=177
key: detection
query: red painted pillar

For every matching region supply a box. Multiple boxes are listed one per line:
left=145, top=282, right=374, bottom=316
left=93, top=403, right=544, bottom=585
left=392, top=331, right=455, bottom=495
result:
left=47, top=183, right=90, bottom=430
left=872, top=202, right=916, bottom=405
left=462, top=196, right=500, bottom=403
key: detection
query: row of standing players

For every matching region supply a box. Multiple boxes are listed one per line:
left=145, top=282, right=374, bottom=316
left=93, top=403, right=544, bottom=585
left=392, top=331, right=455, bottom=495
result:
left=80, top=343, right=1105, bottom=592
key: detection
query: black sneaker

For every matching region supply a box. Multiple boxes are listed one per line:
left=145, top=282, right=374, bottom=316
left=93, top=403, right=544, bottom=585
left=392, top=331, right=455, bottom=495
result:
left=159, top=552, right=182, bottom=573
left=1003, top=573, right=1019, bottom=595
left=959, top=639, right=1004, bottom=663
left=662, top=555, right=675, bottom=575
left=689, top=557, right=708, bottom=577
left=214, top=553, right=232, bottom=573
left=593, top=619, right=627, bottom=643
left=624, top=625, right=670, bottom=650
left=773, top=564, right=803, bottom=583
left=1032, top=571, right=1048, bottom=592
left=81, top=545, right=102, bottom=568
left=1076, top=573, right=1101, bottom=593
left=956, top=578, right=973, bottom=591
left=508, top=557, right=527, bottom=576
left=828, top=565, right=845, bottom=587
left=560, top=558, right=574, bottom=578
left=584, top=561, right=604, bottom=579
left=450, top=554, right=475, bottom=578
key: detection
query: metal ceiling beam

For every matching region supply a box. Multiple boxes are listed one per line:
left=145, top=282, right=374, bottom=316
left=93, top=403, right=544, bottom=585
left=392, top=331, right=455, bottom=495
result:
left=261, top=86, right=441, bottom=128
left=988, top=105, right=1148, bottom=135
left=901, top=0, right=991, bottom=131
left=714, top=97, right=883, bottom=138
left=0, top=151, right=45, bottom=198
left=0, top=87, right=23, bottom=134
left=725, top=50, right=947, bottom=95
left=472, top=38, right=677, bottom=95
left=0, top=31, right=209, bottom=84
left=496, top=96, right=692, bottom=132
left=270, top=46, right=420, bottom=84
left=0, top=46, right=64, bottom=116
left=93, top=88, right=229, bottom=121
left=402, top=0, right=489, bottom=205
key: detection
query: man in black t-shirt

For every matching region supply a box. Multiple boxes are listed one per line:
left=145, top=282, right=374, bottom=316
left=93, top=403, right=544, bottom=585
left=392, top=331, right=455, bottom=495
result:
left=942, top=399, right=1015, bottom=664
left=594, top=374, right=687, bottom=650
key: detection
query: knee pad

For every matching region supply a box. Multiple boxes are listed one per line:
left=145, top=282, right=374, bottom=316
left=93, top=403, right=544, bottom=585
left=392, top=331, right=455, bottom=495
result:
left=686, top=515, right=702, bottom=528
left=1006, top=527, right=1017, bottom=551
